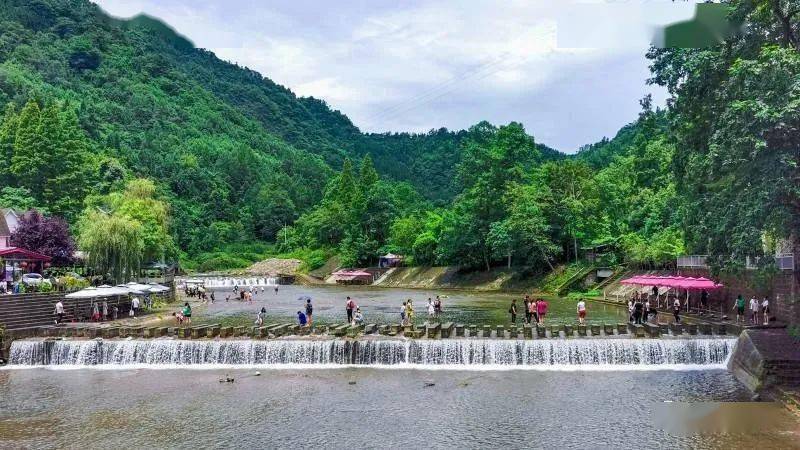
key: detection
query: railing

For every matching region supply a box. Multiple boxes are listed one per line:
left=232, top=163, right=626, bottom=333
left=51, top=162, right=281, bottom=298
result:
left=679, top=254, right=794, bottom=271
left=676, top=255, right=708, bottom=268
left=776, top=253, right=794, bottom=270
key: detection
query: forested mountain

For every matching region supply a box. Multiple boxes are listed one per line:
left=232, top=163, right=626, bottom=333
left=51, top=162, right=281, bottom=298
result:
left=0, top=0, right=564, bottom=265
left=1, top=0, right=793, bottom=275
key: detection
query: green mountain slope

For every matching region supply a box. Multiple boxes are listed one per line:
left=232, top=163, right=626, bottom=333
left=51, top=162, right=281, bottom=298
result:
left=0, top=0, right=570, bottom=263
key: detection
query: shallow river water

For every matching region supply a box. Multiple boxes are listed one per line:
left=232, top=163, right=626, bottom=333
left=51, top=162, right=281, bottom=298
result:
left=199, top=285, right=633, bottom=327
left=1, top=367, right=798, bottom=449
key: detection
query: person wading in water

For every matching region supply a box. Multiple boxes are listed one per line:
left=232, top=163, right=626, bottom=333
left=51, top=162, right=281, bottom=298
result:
left=509, top=299, right=518, bottom=325
left=345, top=297, right=356, bottom=323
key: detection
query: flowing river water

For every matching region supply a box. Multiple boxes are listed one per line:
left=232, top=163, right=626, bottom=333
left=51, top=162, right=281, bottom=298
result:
left=2, top=285, right=798, bottom=448
left=197, top=284, right=635, bottom=327
left=2, top=337, right=800, bottom=448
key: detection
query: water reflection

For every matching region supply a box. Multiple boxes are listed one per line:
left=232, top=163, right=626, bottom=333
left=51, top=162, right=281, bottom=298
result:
left=1, top=368, right=797, bottom=448
left=201, top=285, right=630, bottom=326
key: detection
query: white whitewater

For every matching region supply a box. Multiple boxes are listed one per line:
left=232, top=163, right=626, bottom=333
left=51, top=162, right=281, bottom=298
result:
left=184, top=277, right=278, bottom=288
left=8, top=338, right=736, bottom=369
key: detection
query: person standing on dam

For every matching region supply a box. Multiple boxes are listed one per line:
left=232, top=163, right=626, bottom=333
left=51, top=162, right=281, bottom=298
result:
left=576, top=299, right=587, bottom=325
left=345, top=297, right=356, bottom=323
left=509, top=299, right=518, bottom=325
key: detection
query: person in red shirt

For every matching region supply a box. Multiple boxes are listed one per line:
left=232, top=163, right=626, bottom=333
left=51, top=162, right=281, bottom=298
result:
left=536, top=298, right=548, bottom=325
left=345, top=296, right=356, bottom=323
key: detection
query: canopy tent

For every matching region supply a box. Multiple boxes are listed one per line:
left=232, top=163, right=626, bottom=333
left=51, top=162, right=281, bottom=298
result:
left=378, top=253, right=404, bottom=268
left=620, top=275, right=723, bottom=290
left=116, top=284, right=146, bottom=295
left=331, top=270, right=372, bottom=277
left=147, top=282, right=170, bottom=293
left=65, top=285, right=131, bottom=298
left=126, top=281, right=156, bottom=293
left=331, top=269, right=373, bottom=285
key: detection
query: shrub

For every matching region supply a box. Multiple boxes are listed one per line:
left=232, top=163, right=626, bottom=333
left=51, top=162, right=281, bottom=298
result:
left=197, top=255, right=251, bottom=272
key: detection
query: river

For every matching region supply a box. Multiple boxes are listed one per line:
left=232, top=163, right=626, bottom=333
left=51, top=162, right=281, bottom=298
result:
left=1, top=366, right=798, bottom=448
left=198, top=284, right=633, bottom=327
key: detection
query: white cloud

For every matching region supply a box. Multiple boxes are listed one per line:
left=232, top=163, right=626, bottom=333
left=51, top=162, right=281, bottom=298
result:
left=95, top=0, right=699, bottom=151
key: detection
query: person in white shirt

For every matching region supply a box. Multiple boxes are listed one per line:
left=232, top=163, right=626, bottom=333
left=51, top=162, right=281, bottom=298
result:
left=672, top=298, right=681, bottom=324
left=576, top=299, right=587, bottom=324
left=131, top=296, right=140, bottom=318
left=749, top=296, right=759, bottom=324
left=761, top=297, right=770, bottom=325
left=54, top=300, right=64, bottom=325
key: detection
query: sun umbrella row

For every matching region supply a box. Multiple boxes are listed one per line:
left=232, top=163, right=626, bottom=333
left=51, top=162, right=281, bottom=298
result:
left=620, top=275, right=723, bottom=290
left=65, top=282, right=170, bottom=298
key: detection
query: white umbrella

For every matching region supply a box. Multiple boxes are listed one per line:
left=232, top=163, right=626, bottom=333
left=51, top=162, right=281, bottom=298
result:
left=65, top=285, right=129, bottom=298
left=148, top=283, right=170, bottom=293
left=126, top=281, right=154, bottom=292
left=65, top=286, right=100, bottom=298
left=116, top=284, right=145, bottom=295
left=97, top=285, right=133, bottom=296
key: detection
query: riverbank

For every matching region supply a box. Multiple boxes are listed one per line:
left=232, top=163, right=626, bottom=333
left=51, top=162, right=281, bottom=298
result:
left=372, top=266, right=549, bottom=292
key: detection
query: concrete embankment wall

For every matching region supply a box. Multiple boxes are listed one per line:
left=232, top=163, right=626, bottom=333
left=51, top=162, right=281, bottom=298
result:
left=373, top=266, right=545, bottom=292
left=728, top=329, right=800, bottom=392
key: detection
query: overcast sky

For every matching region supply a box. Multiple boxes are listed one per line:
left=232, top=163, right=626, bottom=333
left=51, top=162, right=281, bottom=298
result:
left=95, top=0, right=698, bottom=152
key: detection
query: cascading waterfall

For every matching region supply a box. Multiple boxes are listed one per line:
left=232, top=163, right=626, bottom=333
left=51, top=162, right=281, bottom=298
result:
left=185, top=277, right=278, bottom=288
left=8, top=338, right=736, bottom=369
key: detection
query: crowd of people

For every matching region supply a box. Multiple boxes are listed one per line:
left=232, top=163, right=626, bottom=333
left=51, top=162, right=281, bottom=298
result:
left=509, top=296, right=550, bottom=325
left=173, top=282, right=778, bottom=330
left=732, top=294, right=770, bottom=325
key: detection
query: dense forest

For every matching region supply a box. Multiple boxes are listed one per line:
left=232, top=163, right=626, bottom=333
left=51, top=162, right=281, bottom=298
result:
left=0, top=0, right=796, bottom=276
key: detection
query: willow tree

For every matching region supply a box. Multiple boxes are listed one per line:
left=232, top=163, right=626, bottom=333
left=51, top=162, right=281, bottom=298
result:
left=78, top=210, right=143, bottom=283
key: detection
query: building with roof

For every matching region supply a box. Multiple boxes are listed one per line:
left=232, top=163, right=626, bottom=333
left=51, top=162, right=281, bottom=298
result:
left=0, top=208, right=19, bottom=250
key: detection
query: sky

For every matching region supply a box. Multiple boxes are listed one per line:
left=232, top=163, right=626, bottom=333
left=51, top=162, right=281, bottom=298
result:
left=94, top=0, right=699, bottom=152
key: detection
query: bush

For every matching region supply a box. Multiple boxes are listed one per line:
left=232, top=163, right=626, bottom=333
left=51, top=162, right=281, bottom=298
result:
left=197, top=255, right=251, bottom=272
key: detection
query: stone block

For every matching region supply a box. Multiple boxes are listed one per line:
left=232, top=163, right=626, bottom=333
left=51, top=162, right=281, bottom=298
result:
left=715, top=323, right=727, bottom=335
left=177, top=327, right=188, bottom=338
left=699, top=323, right=713, bottom=335
left=495, top=325, right=505, bottom=338
left=206, top=326, right=220, bottom=338
left=441, top=322, right=454, bottom=338
left=455, top=324, right=465, bottom=337
left=685, top=324, right=698, bottom=335
left=564, top=325, right=573, bottom=337
left=659, top=323, right=669, bottom=335
left=219, top=327, right=233, bottom=338
left=509, top=327, right=519, bottom=339
left=378, top=325, right=390, bottom=335
left=632, top=324, right=646, bottom=338
left=483, top=325, right=492, bottom=338
left=427, top=323, right=441, bottom=338
left=403, top=325, right=414, bottom=335
left=190, top=327, right=207, bottom=339
left=346, top=326, right=361, bottom=338
left=468, top=325, right=478, bottom=337
left=233, top=326, right=247, bottom=337
left=727, top=324, right=742, bottom=336
left=390, top=324, right=401, bottom=334
left=523, top=325, right=533, bottom=339
left=536, top=325, right=546, bottom=338
left=669, top=323, right=684, bottom=336
left=364, top=324, right=377, bottom=334
left=643, top=323, right=660, bottom=338
left=143, top=327, right=155, bottom=338
left=101, top=327, right=119, bottom=339
left=617, top=323, right=628, bottom=334
left=603, top=324, right=615, bottom=335
left=590, top=325, right=601, bottom=336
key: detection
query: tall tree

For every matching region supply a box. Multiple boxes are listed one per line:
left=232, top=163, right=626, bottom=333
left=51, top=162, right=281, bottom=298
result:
left=78, top=210, right=143, bottom=283
left=10, top=209, right=76, bottom=266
